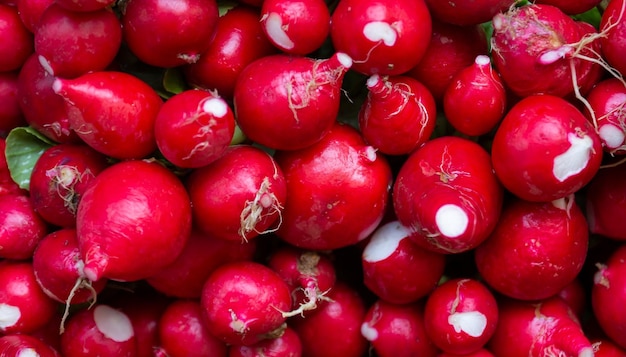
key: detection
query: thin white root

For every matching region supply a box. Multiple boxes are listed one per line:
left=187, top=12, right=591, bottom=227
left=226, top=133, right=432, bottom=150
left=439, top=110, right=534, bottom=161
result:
left=59, top=277, right=98, bottom=334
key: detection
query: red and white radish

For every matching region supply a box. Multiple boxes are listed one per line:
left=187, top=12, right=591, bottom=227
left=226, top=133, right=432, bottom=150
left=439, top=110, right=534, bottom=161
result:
left=0, top=4, right=33, bottom=72
left=424, top=0, right=516, bottom=26
left=228, top=326, right=302, bottom=357
left=586, top=162, right=626, bottom=240
left=592, top=243, right=626, bottom=349
left=583, top=78, right=626, bottom=154
left=0, top=334, right=60, bottom=357
left=600, top=0, right=626, bottom=78
left=0, top=193, right=48, bottom=260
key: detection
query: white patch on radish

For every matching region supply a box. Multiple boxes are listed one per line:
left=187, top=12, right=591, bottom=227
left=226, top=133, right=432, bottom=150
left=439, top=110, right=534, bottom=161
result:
left=336, top=52, right=353, bottom=68
left=578, top=347, right=595, bottom=357
left=360, top=322, right=379, bottom=341
left=263, top=12, right=295, bottom=50
left=447, top=311, right=488, bottom=337
left=598, top=124, right=625, bottom=149
left=37, top=55, right=55, bottom=76
left=475, top=55, right=491, bottom=66
left=363, top=21, right=397, bottom=46
left=435, top=204, right=469, bottom=238
left=538, top=46, right=573, bottom=65
left=552, top=132, right=594, bottom=182
left=0, top=304, right=21, bottom=329
left=201, top=97, right=228, bottom=118
left=362, top=221, right=409, bottom=263
left=17, top=349, right=39, bottom=357
left=363, top=146, right=377, bottom=162
left=366, top=74, right=382, bottom=88
left=93, top=305, right=134, bottom=342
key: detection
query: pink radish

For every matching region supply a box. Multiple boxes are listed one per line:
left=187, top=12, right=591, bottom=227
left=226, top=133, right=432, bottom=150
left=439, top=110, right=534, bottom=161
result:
left=0, top=334, right=60, bottom=357
left=0, top=193, right=49, bottom=260
left=491, top=94, right=603, bottom=202
left=424, top=0, right=516, bottom=25
left=423, top=278, right=499, bottom=355
left=233, top=52, right=352, bottom=150
left=274, top=122, right=392, bottom=250
left=0, top=71, right=26, bottom=137
left=360, top=300, right=438, bottom=357
left=358, top=74, right=437, bottom=155
left=393, top=135, right=503, bottom=254
left=201, top=261, right=292, bottom=346
left=15, top=0, right=53, bottom=33
left=228, top=326, right=302, bottom=357
left=362, top=220, right=446, bottom=304
left=583, top=78, right=626, bottom=154
left=329, top=0, right=431, bottom=75
left=534, top=0, right=602, bottom=15
left=592, top=244, right=626, bottom=349
left=586, top=162, right=626, bottom=240
left=600, top=0, right=626, bottom=78
left=475, top=195, right=589, bottom=301
left=53, top=71, right=163, bottom=160
left=76, top=159, right=192, bottom=282
left=0, top=4, right=33, bottom=72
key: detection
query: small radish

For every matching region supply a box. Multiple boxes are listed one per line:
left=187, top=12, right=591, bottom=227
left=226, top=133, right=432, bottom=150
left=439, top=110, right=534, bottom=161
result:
left=0, top=334, right=60, bottom=357
left=475, top=195, right=589, bottom=301
left=534, top=0, right=602, bottom=15
left=329, top=0, right=431, bottom=75
left=121, top=0, right=219, bottom=68
left=154, top=89, right=235, bottom=168
left=424, top=0, right=516, bottom=25
left=362, top=220, right=446, bottom=304
left=583, top=78, right=626, bottom=154
left=592, top=244, right=626, bottom=349
left=53, top=71, right=163, bottom=160
left=600, top=0, right=626, bottom=78
left=233, top=52, right=352, bottom=150
left=491, top=94, right=603, bottom=202
left=76, top=160, right=192, bottom=282
left=186, top=144, right=286, bottom=242
left=228, top=326, right=302, bottom=357
left=15, top=0, right=54, bottom=33
left=274, top=122, right=392, bottom=250
left=260, top=0, right=330, bottom=55
left=358, top=74, right=437, bottom=156
left=0, top=4, right=33, bottom=72
left=393, top=136, right=503, bottom=254
left=0, top=193, right=49, bottom=260
left=423, top=278, right=499, bottom=355
left=586, top=163, right=626, bottom=240
left=0, top=71, right=27, bottom=137
left=55, top=0, right=115, bottom=12
left=360, top=300, right=438, bottom=357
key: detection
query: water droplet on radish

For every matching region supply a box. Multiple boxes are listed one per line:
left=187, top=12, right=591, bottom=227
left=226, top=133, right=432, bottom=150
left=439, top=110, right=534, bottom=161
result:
left=552, top=132, right=593, bottom=182
left=363, top=21, right=397, bottom=46
left=93, top=305, right=134, bottom=342
left=447, top=311, right=487, bottom=337
left=435, top=204, right=469, bottom=238
left=0, top=304, right=21, bottom=329
left=264, top=12, right=295, bottom=50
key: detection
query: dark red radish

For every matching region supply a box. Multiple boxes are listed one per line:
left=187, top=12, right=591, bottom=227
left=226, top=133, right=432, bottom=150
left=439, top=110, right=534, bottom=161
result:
left=475, top=195, right=589, bottom=301
left=358, top=74, right=437, bottom=155
left=55, top=0, right=115, bottom=12
left=183, top=5, right=277, bottom=100
left=535, top=0, right=602, bottom=15
left=60, top=304, right=136, bottom=357
left=0, top=193, right=48, bottom=260
left=329, top=0, right=431, bottom=75
left=393, top=135, right=503, bottom=254
left=158, top=299, right=228, bottom=357
left=423, top=278, right=499, bottom=355
left=362, top=220, right=446, bottom=304
left=586, top=163, right=626, bottom=240
left=558, top=278, right=587, bottom=320
left=200, top=261, right=292, bottom=346
left=233, top=52, right=352, bottom=151
left=186, top=145, right=286, bottom=242
left=52, top=71, right=163, bottom=160
left=0, top=4, right=33, bottom=72
left=591, top=338, right=626, bottom=357
left=15, top=0, right=54, bottom=33
left=424, top=0, right=516, bottom=25
left=592, top=244, right=626, bottom=349
left=488, top=296, right=593, bottom=357
left=600, top=0, right=626, bottom=78
left=0, top=334, right=60, bottom=357
left=76, top=159, right=192, bottom=282
left=121, top=0, right=219, bottom=68
left=491, top=94, right=603, bottom=202
left=443, top=55, right=507, bottom=137
left=146, top=229, right=257, bottom=298
left=360, top=300, right=438, bottom=357
left=228, top=326, right=302, bottom=357
left=34, top=3, right=122, bottom=78
left=260, top=0, right=330, bottom=55
left=274, top=122, right=392, bottom=250
left=291, top=282, right=368, bottom=357
left=0, top=139, right=23, bottom=196
left=583, top=78, right=626, bottom=154
left=0, top=261, right=58, bottom=334
left=0, top=71, right=27, bottom=137
left=437, top=349, right=495, bottom=357
left=29, top=308, right=64, bottom=352
left=29, top=143, right=109, bottom=228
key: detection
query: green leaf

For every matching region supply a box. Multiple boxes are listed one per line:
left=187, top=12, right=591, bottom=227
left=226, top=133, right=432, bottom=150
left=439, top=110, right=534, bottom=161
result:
left=573, top=6, right=603, bottom=29
left=5, top=127, right=55, bottom=190
left=162, top=67, right=188, bottom=97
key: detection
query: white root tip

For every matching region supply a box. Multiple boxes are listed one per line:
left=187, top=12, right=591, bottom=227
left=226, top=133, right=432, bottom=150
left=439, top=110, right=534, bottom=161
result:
left=598, top=124, right=625, bottom=149
left=362, top=221, right=410, bottom=263
left=336, top=52, right=353, bottom=68
left=201, top=97, right=229, bottom=118
left=93, top=305, right=134, bottom=342
left=360, top=322, right=379, bottom=341
left=552, top=132, right=594, bottom=182
left=263, top=12, right=295, bottom=50
left=366, top=74, right=381, bottom=89
left=51, top=78, right=63, bottom=95
left=447, top=311, right=488, bottom=338
left=578, top=347, right=595, bottom=357
left=435, top=204, right=469, bottom=238
left=475, top=55, right=491, bottom=66
left=363, top=21, right=397, bottom=46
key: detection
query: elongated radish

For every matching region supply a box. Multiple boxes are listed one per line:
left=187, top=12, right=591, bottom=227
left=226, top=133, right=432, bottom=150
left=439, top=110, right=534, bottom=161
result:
left=592, top=244, right=626, bottom=349
left=229, top=326, right=302, bottom=357
left=586, top=163, right=626, bottom=240
left=0, top=193, right=48, bottom=260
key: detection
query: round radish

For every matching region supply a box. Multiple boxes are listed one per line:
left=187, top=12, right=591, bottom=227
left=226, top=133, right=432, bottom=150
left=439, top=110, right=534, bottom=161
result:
left=228, top=326, right=302, bottom=357
left=592, top=244, right=626, bottom=349
left=0, top=71, right=26, bottom=137
left=76, top=160, right=192, bottom=282
left=491, top=94, right=603, bottom=202
left=233, top=52, right=352, bottom=151
left=586, top=163, right=626, bottom=240
left=583, top=78, right=626, bottom=154
left=393, top=136, right=503, bottom=254
left=0, top=193, right=49, bottom=260
left=0, top=4, right=33, bottom=72
left=329, top=0, right=431, bottom=75
left=274, top=122, right=392, bottom=250
left=0, top=334, right=60, bottom=357
left=534, top=0, right=602, bottom=15
left=424, top=0, right=516, bottom=25
left=475, top=195, right=589, bottom=301
left=600, top=0, right=626, bottom=78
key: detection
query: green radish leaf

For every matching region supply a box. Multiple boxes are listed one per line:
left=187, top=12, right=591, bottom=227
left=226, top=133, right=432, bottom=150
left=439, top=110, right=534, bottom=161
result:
left=573, top=6, right=602, bottom=29
left=5, top=126, right=55, bottom=190
left=162, top=67, right=188, bottom=97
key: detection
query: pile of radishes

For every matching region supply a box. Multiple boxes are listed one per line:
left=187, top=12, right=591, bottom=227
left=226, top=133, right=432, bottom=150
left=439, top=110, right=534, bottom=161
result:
left=1, top=0, right=626, bottom=355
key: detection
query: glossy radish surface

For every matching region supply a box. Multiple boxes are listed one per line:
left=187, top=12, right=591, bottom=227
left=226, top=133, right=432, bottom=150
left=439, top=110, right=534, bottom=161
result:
left=586, top=163, right=626, bottom=240
left=600, top=0, right=626, bottom=78
left=0, top=193, right=48, bottom=260
left=55, top=0, right=115, bottom=12
left=583, top=78, right=626, bottom=154
left=592, top=244, right=626, bottom=349
left=0, top=4, right=33, bottom=72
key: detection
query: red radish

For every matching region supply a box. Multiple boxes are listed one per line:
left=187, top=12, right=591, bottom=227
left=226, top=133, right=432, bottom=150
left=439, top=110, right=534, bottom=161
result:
left=329, top=0, right=431, bottom=75
left=228, top=326, right=302, bottom=357
left=274, top=122, right=392, bottom=250
left=360, top=300, right=438, bottom=357
left=260, top=0, right=330, bottom=55
left=52, top=71, right=163, bottom=160
left=0, top=334, right=60, bottom=357
left=29, top=143, right=109, bottom=228
left=491, top=94, right=603, bottom=202
left=393, top=135, right=503, bottom=254
left=600, top=0, right=626, bottom=78
left=0, top=71, right=27, bottom=137
left=157, top=299, right=228, bottom=357
left=233, top=52, right=352, bottom=150
left=0, top=4, right=33, bottom=72
left=291, top=282, right=368, bottom=357
left=60, top=304, right=136, bottom=357
left=15, top=0, right=54, bottom=33
left=146, top=229, right=257, bottom=298
left=34, top=3, right=122, bottom=78
left=557, top=278, right=587, bottom=319
left=76, top=159, right=192, bottom=282
left=362, top=220, right=446, bottom=304
left=583, top=78, right=626, bottom=154
left=154, top=89, right=235, bottom=168
left=423, top=278, right=499, bottom=355
left=186, top=145, right=286, bottom=242
left=0, top=193, right=49, bottom=260
left=358, top=74, right=437, bottom=155
left=488, top=296, right=594, bottom=357
left=200, top=261, right=292, bottom=346
left=535, top=0, right=602, bottom=15
left=0, top=139, right=23, bottom=196
left=55, top=0, right=115, bottom=12
left=591, top=338, right=626, bottom=357
left=183, top=5, right=277, bottom=100
left=475, top=195, right=589, bottom=301
left=586, top=163, right=626, bottom=240
left=592, top=244, right=626, bottom=349
left=424, top=0, right=516, bottom=25
left=121, top=0, right=219, bottom=68
left=437, top=349, right=495, bottom=357
left=443, top=55, right=507, bottom=137
left=0, top=261, right=58, bottom=334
